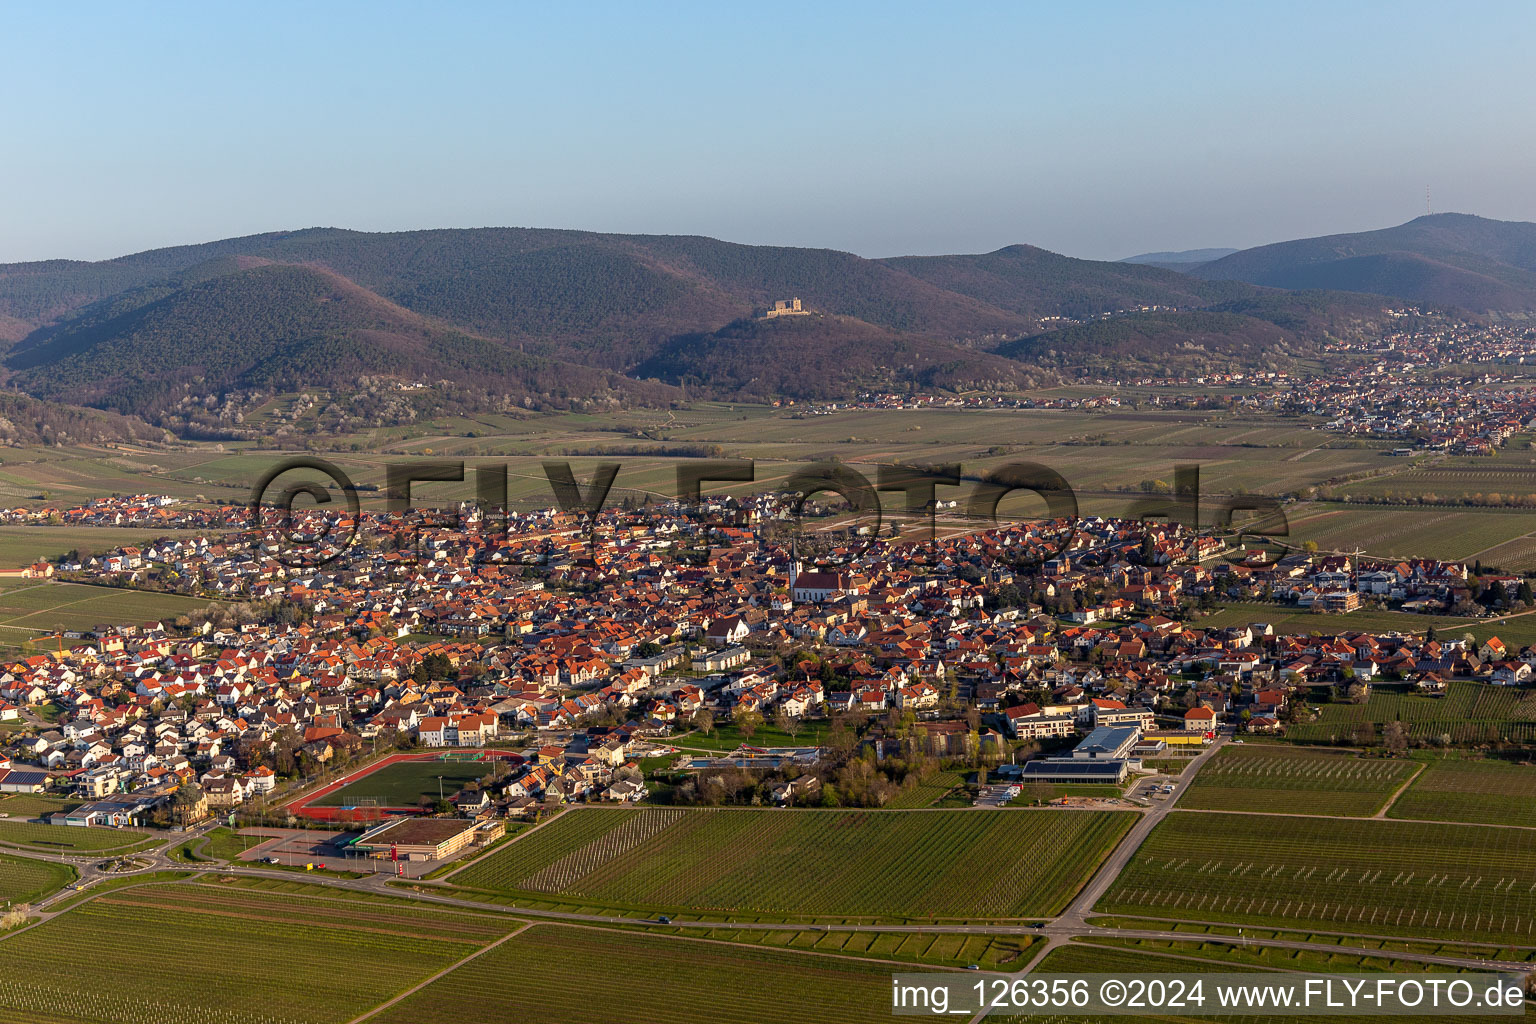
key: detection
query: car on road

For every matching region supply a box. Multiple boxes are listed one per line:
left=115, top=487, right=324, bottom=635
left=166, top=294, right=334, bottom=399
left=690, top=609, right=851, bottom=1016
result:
left=657, top=916, right=672, bottom=925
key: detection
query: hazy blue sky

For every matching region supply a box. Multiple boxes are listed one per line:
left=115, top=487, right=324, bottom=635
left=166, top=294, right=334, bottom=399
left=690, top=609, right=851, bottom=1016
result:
left=3, top=1, right=1534, bottom=263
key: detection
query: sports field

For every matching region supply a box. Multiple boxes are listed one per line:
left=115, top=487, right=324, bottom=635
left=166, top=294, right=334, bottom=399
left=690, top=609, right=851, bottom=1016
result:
left=313, top=758, right=502, bottom=808
left=371, top=923, right=905, bottom=1024
left=1180, top=746, right=1418, bottom=816
left=0, top=881, right=519, bottom=1024
left=453, top=806, right=1134, bottom=920
left=1388, top=755, right=1536, bottom=828
left=1285, top=681, right=1536, bottom=746
left=1100, top=811, right=1536, bottom=944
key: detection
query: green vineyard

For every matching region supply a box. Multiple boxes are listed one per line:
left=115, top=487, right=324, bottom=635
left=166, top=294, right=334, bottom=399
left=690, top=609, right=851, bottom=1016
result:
left=1286, top=681, right=1536, bottom=745
left=1101, top=811, right=1536, bottom=945
left=1389, top=755, right=1536, bottom=827
left=0, top=882, right=517, bottom=1024
left=453, top=806, right=1134, bottom=920
left=1180, top=745, right=1418, bottom=816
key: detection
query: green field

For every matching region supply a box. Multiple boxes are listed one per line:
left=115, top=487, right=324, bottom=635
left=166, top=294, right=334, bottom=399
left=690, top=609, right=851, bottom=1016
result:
left=1181, top=746, right=1419, bottom=816
left=0, top=853, right=74, bottom=905
left=452, top=807, right=1133, bottom=920
left=371, top=923, right=906, bottom=1024
left=1192, top=601, right=1474, bottom=637
left=640, top=922, right=1036, bottom=970
left=0, top=820, right=155, bottom=854
left=0, top=882, right=518, bottom=1024
left=0, top=526, right=213, bottom=570
left=0, top=580, right=221, bottom=643
left=1101, top=811, right=1536, bottom=944
left=884, top=770, right=965, bottom=808
left=314, top=758, right=504, bottom=808
left=1285, top=504, right=1536, bottom=563
left=1000, top=943, right=1528, bottom=1024
left=675, top=720, right=831, bottom=751
left=1388, top=755, right=1536, bottom=828
left=1286, top=681, right=1536, bottom=745
left=0, top=794, right=79, bottom=818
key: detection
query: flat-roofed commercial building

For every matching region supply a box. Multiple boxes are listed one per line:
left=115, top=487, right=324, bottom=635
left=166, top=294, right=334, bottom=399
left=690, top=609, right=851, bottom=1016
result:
left=1018, top=759, right=1129, bottom=785
left=353, top=817, right=481, bottom=861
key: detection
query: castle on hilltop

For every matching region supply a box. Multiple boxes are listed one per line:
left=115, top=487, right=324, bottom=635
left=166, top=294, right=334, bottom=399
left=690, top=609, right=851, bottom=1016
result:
left=761, top=297, right=810, bottom=319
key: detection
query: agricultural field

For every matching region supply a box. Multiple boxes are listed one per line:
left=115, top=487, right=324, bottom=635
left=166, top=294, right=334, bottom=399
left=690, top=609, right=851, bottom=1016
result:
left=0, top=580, right=221, bottom=646
left=1286, top=681, right=1536, bottom=745
left=371, top=923, right=908, bottom=1024
left=452, top=806, right=1133, bottom=920
left=0, top=881, right=518, bottom=1024
left=1100, top=811, right=1536, bottom=944
left=993, top=943, right=1528, bottom=1024
left=0, top=820, right=155, bottom=854
left=0, top=405, right=1418, bottom=522
left=0, top=853, right=74, bottom=905
left=0, top=793, right=79, bottom=818
left=0, top=526, right=215, bottom=570
left=1388, top=755, right=1536, bottom=828
left=1284, top=504, right=1536, bottom=562
left=1469, top=613, right=1536, bottom=650
left=1180, top=746, right=1419, bottom=816
left=641, top=922, right=1036, bottom=970
left=884, top=770, right=964, bottom=808
left=1191, top=602, right=1474, bottom=637
left=313, top=758, right=505, bottom=808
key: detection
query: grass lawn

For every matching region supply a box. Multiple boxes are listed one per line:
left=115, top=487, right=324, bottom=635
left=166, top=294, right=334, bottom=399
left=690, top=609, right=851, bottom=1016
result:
left=1007, top=783, right=1125, bottom=805
left=675, top=720, right=830, bottom=752
left=315, top=759, right=504, bottom=808
left=0, top=853, right=75, bottom=905
left=452, top=806, right=1133, bottom=920
left=0, top=882, right=521, bottom=1024
left=370, top=923, right=909, bottom=1024
left=1180, top=745, right=1419, bottom=816
left=1388, top=754, right=1536, bottom=828
left=1100, top=811, right=1536, bottom=945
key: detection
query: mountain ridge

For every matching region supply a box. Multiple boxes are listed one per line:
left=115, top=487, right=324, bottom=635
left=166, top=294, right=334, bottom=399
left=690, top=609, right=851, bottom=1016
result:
left=1188, top=213, right=1536, bottom=310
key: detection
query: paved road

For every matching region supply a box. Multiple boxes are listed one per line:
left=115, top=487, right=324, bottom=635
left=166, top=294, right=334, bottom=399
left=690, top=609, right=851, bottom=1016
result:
left=1054, top=732, right=1228, bottom=929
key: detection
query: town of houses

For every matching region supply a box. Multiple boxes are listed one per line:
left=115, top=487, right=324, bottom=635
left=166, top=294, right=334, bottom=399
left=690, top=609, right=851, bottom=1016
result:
left=0, top=483, right=1526, bottom=834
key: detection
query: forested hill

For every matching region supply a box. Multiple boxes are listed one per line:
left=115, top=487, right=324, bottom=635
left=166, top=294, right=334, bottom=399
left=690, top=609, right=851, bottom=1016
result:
left=882, top=244, right=1259, bottom=320
left=0, top=218, right=1506, bottom=423
left=5, top=261, right=663, bottom=419
left=0, top=391, right=167, bottom=446
left=1187, top=213, right=1536, bottom=310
